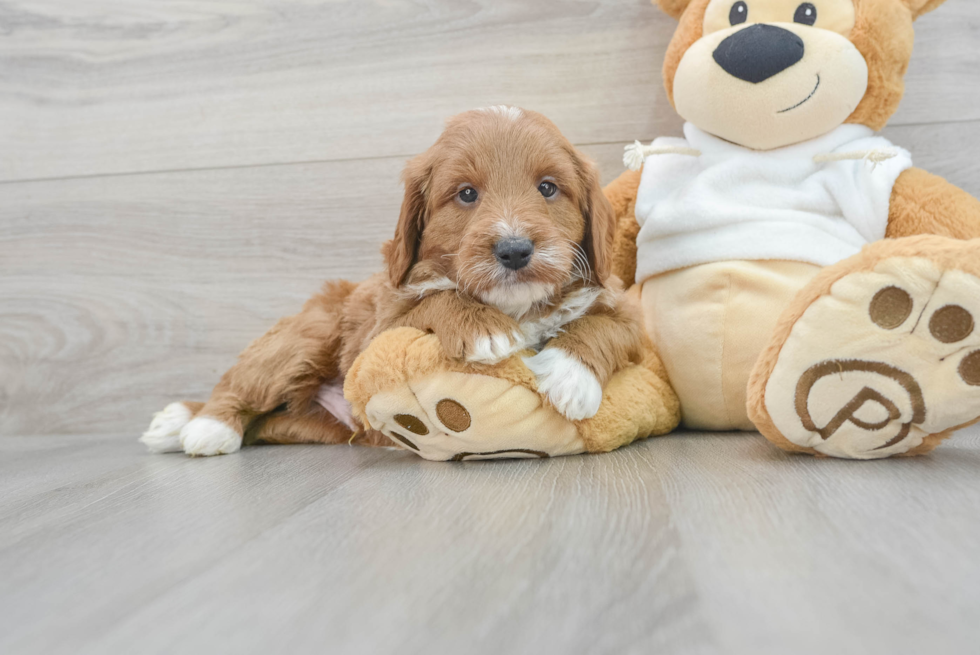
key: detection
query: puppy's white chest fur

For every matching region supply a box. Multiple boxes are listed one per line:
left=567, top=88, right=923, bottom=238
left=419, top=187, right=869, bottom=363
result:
left=518, top=287, right=601, bottom=350
left=479, top=282, right=553, bottom=320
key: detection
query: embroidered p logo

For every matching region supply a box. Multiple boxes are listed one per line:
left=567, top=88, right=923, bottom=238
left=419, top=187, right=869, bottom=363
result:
left=795, top=360, right=927, bottom=452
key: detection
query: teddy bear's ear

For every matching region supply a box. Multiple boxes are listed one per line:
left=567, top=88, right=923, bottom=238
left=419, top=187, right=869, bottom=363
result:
left=902, top=0, right=947, bottom=19
left=653, top=0, right=693, bottom=20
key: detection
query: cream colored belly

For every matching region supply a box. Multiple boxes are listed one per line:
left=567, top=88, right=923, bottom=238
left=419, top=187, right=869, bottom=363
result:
left=640, top=261, right=821, bottom=431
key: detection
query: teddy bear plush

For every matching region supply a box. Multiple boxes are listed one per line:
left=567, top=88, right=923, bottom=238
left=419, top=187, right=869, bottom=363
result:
left=346, top=0, right=980, bottom=460
left=604, top=0, right=980, bottom=458
left=343, top=327, right=679, bottom=461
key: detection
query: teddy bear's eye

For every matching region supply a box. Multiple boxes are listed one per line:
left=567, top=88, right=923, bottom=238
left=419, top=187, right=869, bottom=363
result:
left=794, top=3, right=817, bottom=26
left=729, top=1, right=748, bottom=25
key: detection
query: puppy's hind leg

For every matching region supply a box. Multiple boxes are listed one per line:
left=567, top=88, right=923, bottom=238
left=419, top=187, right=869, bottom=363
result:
left=140, top=401, right=205, bottom=453
left=175, top=281, right=356, bottom=457
left=246, top=405, right=388, bottom=447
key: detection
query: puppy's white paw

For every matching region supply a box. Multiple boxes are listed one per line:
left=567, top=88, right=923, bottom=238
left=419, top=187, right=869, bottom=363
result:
left=180, top=417, right=242, bottom=457
left=467, top=331, right=525, bottom=364
left=524, top=349, right=603, bottom=421
left=140, top=402, right=193, bottom=453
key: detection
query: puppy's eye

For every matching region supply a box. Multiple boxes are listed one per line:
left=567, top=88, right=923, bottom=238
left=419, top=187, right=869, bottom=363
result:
left=794, top=3, right=817, bottom=25
left=729, top=1, right=748, bottom=25
left=538, top=181, right=559, bottom=199
left=457, top=187, right=479, bottom=204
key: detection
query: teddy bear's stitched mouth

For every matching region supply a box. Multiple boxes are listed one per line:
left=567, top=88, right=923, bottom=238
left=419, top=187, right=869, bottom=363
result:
left=777, top=74, right=821, bottom=114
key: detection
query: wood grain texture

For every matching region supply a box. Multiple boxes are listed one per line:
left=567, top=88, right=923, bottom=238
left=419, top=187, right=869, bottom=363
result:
left=0, top=156, right=399, bottom=435
left=3, top=121, right=979, bottom=437
left=2, top=431, right=980, bottom=655
left=0, top=0, right=976, bottom=182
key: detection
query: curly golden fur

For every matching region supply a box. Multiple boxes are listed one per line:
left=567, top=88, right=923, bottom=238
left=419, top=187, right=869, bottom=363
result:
left=162, top=108, right=643, bottom=452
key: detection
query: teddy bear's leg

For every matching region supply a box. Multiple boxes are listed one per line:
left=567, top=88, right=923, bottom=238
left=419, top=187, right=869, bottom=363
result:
left=748, top=236, right=980, bottom=459
left=361, top=371, right=585, bottom=461
left=344, top=327, right=680, bottom=461
left=639, top=261, right=821, bottom=431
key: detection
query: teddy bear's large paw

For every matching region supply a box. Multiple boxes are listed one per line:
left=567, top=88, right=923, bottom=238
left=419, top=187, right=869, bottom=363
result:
left=345, top=327, right=680, bottom=461
left=758, top=250, right=980, bottom=459
left=362, top=371, right=585, bottom=462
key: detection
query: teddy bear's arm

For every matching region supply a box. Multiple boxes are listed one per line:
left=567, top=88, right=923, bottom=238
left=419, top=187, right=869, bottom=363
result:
left=886, top=167, right=980, bottom=239
left=604, top=169, right=644, bottom=284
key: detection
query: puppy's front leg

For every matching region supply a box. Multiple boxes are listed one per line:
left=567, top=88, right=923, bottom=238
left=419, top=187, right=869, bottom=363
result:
left=525, top=310, right=643, bottom=421
left=395, top=291, right=525, bottom=364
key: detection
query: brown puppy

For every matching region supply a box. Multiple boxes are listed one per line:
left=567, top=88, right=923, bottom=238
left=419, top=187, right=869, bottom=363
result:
left=141, top=106, right=644, bottom=456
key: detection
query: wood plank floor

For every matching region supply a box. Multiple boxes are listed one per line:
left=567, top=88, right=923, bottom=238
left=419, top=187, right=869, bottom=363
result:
left=2, top=1, right=980, bottom=653
left=3, top=429, right=980, bottom=655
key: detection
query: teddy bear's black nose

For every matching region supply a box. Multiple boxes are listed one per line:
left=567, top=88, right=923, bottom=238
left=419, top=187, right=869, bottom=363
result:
left=713, top=24, right=805, bottom=84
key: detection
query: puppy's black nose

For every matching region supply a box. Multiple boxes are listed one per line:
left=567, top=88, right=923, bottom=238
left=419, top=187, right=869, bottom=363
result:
left=494, top=237, right=534, bottom=271
left=713, top=24, right=804, bottom=84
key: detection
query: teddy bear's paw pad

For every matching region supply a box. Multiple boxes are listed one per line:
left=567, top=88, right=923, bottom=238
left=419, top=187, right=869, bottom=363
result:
left=363, top=371, right=585, bottom=461
left=765, top=256, right=980, bottom=459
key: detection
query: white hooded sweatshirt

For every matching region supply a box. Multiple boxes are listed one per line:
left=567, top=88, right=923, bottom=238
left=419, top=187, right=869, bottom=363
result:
left=633, top=123, right=913, bottom=283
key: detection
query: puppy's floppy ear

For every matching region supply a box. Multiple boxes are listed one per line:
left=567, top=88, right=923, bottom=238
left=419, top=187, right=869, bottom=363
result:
left=654, top=0, right=693, bottom=19
left=384, top=154, right=432, bottom=287
left=902, top=0, right=947, bottom=19
left=574, top=153, right=616, bottom=286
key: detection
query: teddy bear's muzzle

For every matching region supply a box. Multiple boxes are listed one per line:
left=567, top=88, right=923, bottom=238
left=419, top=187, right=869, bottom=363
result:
left=712, top=23, right=805, bottom=84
